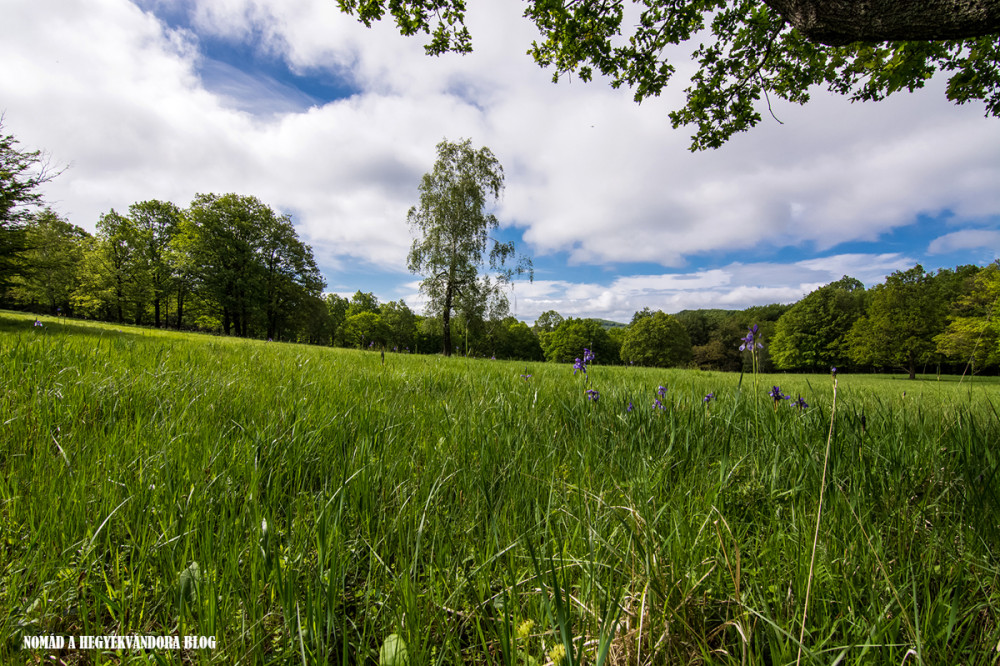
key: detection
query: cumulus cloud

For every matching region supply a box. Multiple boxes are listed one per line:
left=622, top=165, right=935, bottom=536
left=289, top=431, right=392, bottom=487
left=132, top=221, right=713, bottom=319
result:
left=1, top=0, right=997, bottom=318
left=928, top=229, right=1000, bottom=256
left=502, top=253, right=915, bottom=323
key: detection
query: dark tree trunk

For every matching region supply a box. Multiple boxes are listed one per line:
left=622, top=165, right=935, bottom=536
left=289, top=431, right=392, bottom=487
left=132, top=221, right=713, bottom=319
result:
left=240, top=304, right=249, bottom=337
left=442, top=284, right=453, bottom=356
left=175, top=287, right=185, bottom=330
left=154, top=298, right=161, bottom=328
left=223, top=307, right=231, bottom=335
left=762, top=0, right=1000, bottom=45
left=115, top=278, right=124, bottom=323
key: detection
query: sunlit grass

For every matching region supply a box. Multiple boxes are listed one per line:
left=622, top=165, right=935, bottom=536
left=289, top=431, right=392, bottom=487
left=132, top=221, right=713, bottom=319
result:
left=2, top=310, right=998, bottom=664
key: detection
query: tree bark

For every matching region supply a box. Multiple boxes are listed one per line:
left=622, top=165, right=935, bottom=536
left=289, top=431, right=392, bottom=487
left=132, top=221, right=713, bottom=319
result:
left=175, top=286, right=185, bottom=330
left=762, top=0, right=1000, bottom=45
left=442, top=284, right=453, bottom=356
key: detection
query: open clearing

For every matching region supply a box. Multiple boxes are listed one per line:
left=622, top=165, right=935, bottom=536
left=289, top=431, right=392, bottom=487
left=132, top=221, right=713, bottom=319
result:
left=2, top=312, right=999, bottom=664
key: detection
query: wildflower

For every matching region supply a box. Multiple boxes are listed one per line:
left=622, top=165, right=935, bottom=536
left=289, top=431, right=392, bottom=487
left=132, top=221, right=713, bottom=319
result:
left=830, top=366, right=837, bottom=377
left=548, top=644, right=567, bottom=665
left=520, top=373, right=532, bottom=381
left=627, top=401, right=634, bottom=413
left=703, top=392, right=715, bottom=403
left=583, top=348, right=595, bottom=364
left=33, top=319, right=43, bottom=327
left=516, top=619, right=535, bottom=640
left=739, top=324, right=763, bottom=352
left=652, top=398, right=664, bottom=410
left=585, top=389, right=600, bottom=402
left=793, top=395, right=808, bottom=410
left=769, top=386, right=790, bottom=407
left=573, top=358, right=586, bottom=375
left=657, top=385, right=668, bottom=397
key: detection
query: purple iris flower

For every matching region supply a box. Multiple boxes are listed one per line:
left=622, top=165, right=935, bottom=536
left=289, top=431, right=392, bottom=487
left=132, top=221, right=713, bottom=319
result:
left=627, top=401, right=634, bottom=413
left=652, top=398, right=665, bottom=410
left=520, top=373, right=532, bottom=381
left=657, top=385, right=668, bottom=397
left=583, top=348, right=595, bottom=364
left=769, top=386, right=790, bottom=402
left=703, top=392, right=715, bottom=403
left=585, top=389, right=600, bottom=402
left=739, top=324, right=764, bottom=352
left=793, top=395, right=808, bottom=410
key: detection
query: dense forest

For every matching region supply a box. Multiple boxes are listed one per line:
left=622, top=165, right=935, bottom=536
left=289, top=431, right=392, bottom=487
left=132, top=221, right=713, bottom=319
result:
left=3, top=195, right=998, bottom=377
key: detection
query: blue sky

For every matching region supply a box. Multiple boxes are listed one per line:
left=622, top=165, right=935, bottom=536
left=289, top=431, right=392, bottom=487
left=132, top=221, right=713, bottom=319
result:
left=2, top=0, right=998, bottom=322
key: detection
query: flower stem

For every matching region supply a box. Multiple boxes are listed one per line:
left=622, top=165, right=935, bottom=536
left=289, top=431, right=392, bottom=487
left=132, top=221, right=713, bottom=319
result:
left=796, top=374, right=837, bottom=665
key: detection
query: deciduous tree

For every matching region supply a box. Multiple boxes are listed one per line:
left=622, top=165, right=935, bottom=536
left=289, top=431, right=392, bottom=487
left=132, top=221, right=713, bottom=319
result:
left=129, top=200, right=183, bottom=328
left=10, top=209, right=88, bottom=314
left=934, top=262, right=1000, bottom=372
left=347, top=290, right=381, bottom=316
left=381, top=299, right=417, bottom=350
left=543, top=317, right=618, bottom=364
left=770, top=276, right=865, bottom=370
left=186, top=193, right=323, bottom=338
left=74, top=210, right=146, bottom=323
left=620, top=310, right=693, bottom=367
left=847, top=264, right=944, bottom=378
left=325, top=293, right=350, bottom=345
left=407, top=138, right=532, bottom=356
left=1, top=120, right=60, bottom=291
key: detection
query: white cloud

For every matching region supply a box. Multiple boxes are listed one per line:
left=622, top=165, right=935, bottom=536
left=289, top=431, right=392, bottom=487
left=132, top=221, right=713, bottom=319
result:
left=928, top=229, right=1000, bottom=256
left=506, top=253, right=913, bottom=323
left=1, top=0, right=997, bottom=319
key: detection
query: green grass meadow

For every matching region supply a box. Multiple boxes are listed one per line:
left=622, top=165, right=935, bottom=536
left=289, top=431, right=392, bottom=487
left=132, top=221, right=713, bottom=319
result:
left=2, top=312, right=999, bottom=664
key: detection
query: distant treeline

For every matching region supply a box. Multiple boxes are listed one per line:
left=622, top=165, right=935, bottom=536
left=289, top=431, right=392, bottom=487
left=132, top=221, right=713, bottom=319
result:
left=2, top=197, right=998, bottom=376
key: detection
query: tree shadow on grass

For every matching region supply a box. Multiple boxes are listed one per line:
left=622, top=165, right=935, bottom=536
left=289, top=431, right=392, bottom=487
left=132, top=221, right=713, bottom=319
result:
left=0, top=310, right=142, bottom=342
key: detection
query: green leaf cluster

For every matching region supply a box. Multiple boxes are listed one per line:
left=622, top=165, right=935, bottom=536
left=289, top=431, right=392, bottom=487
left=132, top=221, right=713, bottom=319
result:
left=337, top=0, right=1000, bottom=149
left=846, top=265, right=944, bottom=379
left=407, top=138, right=532, bottom=355
left=770, top=276, right=865, bottom=371
left=542, top=317, right=618, bottom=364
left=620, top=309, right=692, bottom=367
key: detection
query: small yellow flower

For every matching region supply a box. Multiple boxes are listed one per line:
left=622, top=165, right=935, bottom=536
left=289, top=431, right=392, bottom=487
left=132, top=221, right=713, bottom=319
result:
left=516, top=619, right=535, bottom=640
left=547, top=643, right=566, bottom=665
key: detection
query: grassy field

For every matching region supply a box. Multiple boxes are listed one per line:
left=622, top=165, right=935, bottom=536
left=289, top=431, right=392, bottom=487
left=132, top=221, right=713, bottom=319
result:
left=2, top=311, right=999, bottom=665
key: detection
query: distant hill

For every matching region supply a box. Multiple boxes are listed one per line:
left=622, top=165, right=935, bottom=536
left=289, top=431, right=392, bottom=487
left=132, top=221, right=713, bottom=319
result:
left=594, top=318, right=628, bottom=330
